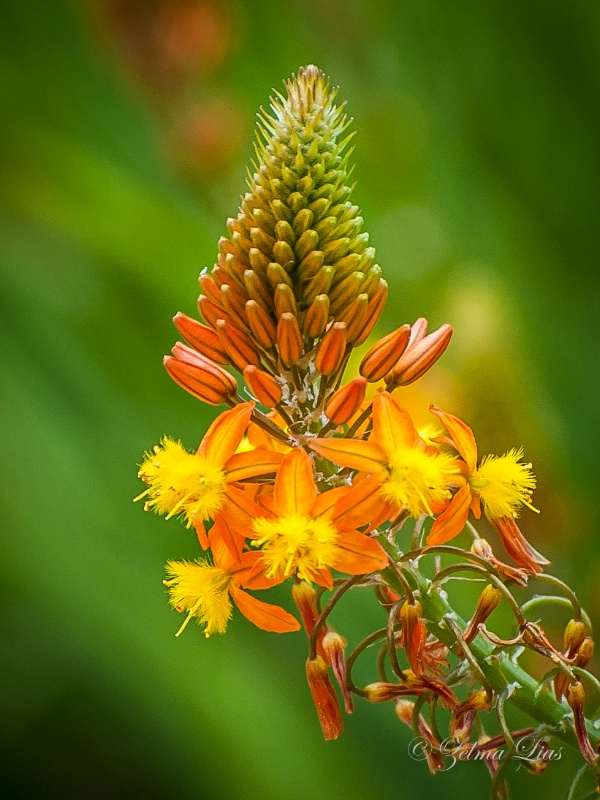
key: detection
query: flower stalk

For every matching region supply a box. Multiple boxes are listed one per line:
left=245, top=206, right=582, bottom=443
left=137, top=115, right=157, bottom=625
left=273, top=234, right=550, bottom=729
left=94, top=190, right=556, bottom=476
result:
left=136, top=65, right=600, bottom=793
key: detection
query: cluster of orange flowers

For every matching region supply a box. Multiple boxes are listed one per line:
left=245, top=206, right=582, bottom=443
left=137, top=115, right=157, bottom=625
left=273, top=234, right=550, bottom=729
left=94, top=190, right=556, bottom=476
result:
left=137, top=66, right=599, bottom=791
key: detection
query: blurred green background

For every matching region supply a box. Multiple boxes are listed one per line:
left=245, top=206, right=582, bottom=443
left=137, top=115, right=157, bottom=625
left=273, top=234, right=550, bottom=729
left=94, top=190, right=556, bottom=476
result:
left=1, top=0, right=599, bottom=797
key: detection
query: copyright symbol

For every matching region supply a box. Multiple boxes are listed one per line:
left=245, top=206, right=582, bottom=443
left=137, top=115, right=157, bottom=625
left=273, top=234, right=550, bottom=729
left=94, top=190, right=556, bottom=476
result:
left=408, top=736, right=432, bottom=761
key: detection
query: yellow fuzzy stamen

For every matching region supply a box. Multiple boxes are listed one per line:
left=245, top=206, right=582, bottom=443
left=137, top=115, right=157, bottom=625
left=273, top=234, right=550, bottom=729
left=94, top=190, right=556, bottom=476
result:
left=136, top=437, right=227, bottom=525
left=380, top=446, right=457, bottom=517
left=470, top=448, right=538, bottom=519
left=164, top=560, right=232, bottom=638
left=252, top=514, right=339, bottom=584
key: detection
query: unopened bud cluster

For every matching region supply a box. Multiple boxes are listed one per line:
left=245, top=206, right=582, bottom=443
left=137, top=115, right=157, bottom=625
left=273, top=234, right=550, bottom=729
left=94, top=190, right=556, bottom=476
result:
left=137, top=66, right=600, bottom=795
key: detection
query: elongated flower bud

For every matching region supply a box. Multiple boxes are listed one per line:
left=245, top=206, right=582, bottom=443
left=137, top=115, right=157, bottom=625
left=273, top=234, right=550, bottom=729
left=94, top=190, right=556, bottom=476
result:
left=315, top=322, right=347, bottom=375
left=277, top=312, right=303, bottom=367
left=463, top=585, right=503, bottom=644
left=387, top=322, right=453, bottom=387
left=173, top=312, right=229, bottom=365
left=306, top=656, right=343, bottom=740
left=325, top=377, right=367, bottom=424
left=216, top=319, right=261, bottom=371
left=359, top=324, right=410, bottom=382
left=164, top=343, right=237, bottom=405
left=243, top=366, right=282, bottom=408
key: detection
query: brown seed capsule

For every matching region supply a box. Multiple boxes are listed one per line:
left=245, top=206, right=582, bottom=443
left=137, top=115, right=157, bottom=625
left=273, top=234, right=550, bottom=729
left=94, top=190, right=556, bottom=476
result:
left=277, top=312, right=303, bottom=367
left=216, top=319, right=261, bottom=371
left=325, top=377, right=367, bottom=425
left=315, top=322, right=347, bottom=375
left=387, top=323, right=453, bottom=387
left=243, top=365, right=282, bottom=407
left=359, top=325, right=411, bottom=382
left=164, top=343, right=237, bottom=405
left=302, top=294, right=330, bottom=339
left=172, top=312, right=229, bottom=365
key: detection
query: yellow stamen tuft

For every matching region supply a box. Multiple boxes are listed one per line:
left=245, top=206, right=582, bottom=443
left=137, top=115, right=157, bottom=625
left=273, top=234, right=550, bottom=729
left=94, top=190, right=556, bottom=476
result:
left=470, top=448, right=538, bottom=519
left=164, top=559, right=232, bottom=638
left=380, top=446, right=456, bottom=517
left=137, top=437, right=227, bottom=525
left=252, top=514, right=339, bottom=584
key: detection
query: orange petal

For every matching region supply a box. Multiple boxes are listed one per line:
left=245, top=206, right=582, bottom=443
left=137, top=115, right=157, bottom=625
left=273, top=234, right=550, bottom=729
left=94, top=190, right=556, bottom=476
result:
left=491, top=517, right=550, bottom=574
left=308, top=437, right=386, bottom=474
left=229, top=585, right=300, bottom=633
left=236, top=553, right=287, bottom=590
left=225, top=448, right=284, bottom=482
left=331, top=475, right=385, bottom=529
left=222, top=484, right=270, bottom=531
left=199, top=402, right=254, bottom=465
left=273, top=448, right=317, bottom=517
left=209, top=515, right=245, bottom=564
left=312, top=486, right=354, bottom=519
left=429, top=405, right=477, bottom=473
left=332, top=530, right=388, bottom=574
left=426, top=485, right=472, bottom=546
left=371, top=391, right=418, bottom=456
left=195, top=519, right=209, bottom=549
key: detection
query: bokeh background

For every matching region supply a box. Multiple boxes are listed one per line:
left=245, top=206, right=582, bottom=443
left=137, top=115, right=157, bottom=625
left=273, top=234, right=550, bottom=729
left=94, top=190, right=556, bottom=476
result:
left=2, top=0, right=600, bottom=797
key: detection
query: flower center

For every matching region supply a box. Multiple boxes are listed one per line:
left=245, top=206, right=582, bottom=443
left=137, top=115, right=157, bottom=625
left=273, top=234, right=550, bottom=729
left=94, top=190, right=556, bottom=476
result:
left=380, top=446, right=455, bottom=517
left=252, top=513, right=339, bottom=584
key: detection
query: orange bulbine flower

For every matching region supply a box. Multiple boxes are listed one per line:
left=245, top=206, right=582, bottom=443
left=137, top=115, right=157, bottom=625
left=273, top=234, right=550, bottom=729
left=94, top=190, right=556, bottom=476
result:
left=164, top=518, right=300, bottom=638
left=136, top=402, right=283, bottom=553
left=427, top=406, right=549, bottom=573
left=309, top=391, right=458, bottom=521
left=244, top=448, right=388, bottom=589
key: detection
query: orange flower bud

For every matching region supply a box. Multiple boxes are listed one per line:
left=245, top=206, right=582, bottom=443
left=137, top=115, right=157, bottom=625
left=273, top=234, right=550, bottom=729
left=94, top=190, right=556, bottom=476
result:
left=243, top=365, right=282, bottom=407
left=245, top=300, right=277, bottom=350
left=463, top=585, right=503, bottom=644
left=315, top=322, right=347, bottom=375
left=220, top=283, right=251, bottom=332
left=400, top=600, right=427, bottom=676
left=244, top=269, right=272, bottom=309
left=292, top=581, right=320, bottom=634
left=325, top=377, right=367, bottom=424
left=198, top=271, right=222, bottom=304
left=164, top=343, right=237, bottom=405
left=302, top=294, right=330, bottom=338
left=173, top=312, right=229, bottom=365
left=274, top=283, right=298, bottom=318
left=267, top=261, right=293, bottom=291
left=277, top=312, right=303, bottom=367
left=305, top=656, right=343, bottom=740
left=359, top=324, right=411, bottom=382
left=198, top=294, right=232, bottom=330
left=322, top=629, right=353, bottom=713
left=352, top=279, right=388, bottom=347
left=563, top=619, right=587, bottom=655
left=337, top=292, right=368, bottom=342
left=387, top=323, right=453, bottom=386
left=304, top=266, right=334, bottom=305
left=216, top=319, right=261, bottom=371
left=329, top=271, right=365, bottom=315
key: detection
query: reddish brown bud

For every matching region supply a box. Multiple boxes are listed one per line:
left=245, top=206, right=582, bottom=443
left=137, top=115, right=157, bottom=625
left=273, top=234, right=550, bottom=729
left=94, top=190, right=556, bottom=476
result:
left=352, top=279, right=388, bottom=347
left=173, top=312, right=229, bottom=365
left=322, top=629, right=353, bottom=713
left=566, top=681, right=597, bottom=765
left=277, top=312, right=303, bottom=367
left=449, top=689, right=491, bottom=741
left=292, top=581, right=320, bottom=634
left=302, top=294, right=330, bottom=338
left=305, top=656, right=344, bottom=740
left=394, top=701, right=444, bottom=775
left=164, top=343, right=237, bottom=405
left=400, top=600, right=427, bottom=676
left=243, top=365, right=282, bottom=407
left=463, top=585, right=503, bottom=644
left=388, top=322, right=453, bottom=386
left=325, top=377, right=367, bottom=425
left=359, top=324, right=411, bottom=382
left=365, top=674, right=457, bottom=710
left=216, top=319, right=261, bottom=372
left=315, top=322, right=347, bottom=375
left=470, top=537, right=529, bottom=586
left=491, top=517, right=550, bottom=574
